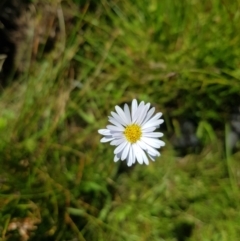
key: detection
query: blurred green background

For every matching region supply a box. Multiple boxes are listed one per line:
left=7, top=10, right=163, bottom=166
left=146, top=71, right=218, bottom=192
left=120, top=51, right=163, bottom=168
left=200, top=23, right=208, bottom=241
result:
left=1, top=0, right=240, bottom=240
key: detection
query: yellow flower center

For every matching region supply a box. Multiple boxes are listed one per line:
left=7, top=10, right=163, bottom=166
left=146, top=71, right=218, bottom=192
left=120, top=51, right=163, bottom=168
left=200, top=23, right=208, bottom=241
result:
left=124, top=124, right=142, bottom=143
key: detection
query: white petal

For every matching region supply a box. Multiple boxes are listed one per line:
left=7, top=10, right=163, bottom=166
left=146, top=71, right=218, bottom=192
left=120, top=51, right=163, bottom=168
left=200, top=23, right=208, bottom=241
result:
left=98, top=129, right=111, bottom=135
left=136, top=140, right=147, bottom=150
left=136, top=103, right=150, bottom=125
left=107, top=125, right=125, bottom=131
left=147, top=148, right=160, bottom=157
left=150, top=112, right=163, bottom=122
left=108, top=117, right=125, bottom=128
left=114, top=141, right=128, bottom=154
left=127, top=156, right=131, bottom=166
left=115, top=106, right=129, bottom=125
left=142, top=107, right=155, bottom=125
left=141, top=103, right=151, bottom=123
left=116, top=151, right=123, bottom=160
left=112, top=132, right=124, bottom=138
left=131, top=99, right=138, bottom=120
left=142, top=119, right=164, bottom=129
left=121, top=142, right=131, bottom=160
left=132, top=101, right=145, bottom=123
left=134, top=104, right=148, bottom=125
left=127, top=147, right=134, bottom=166
left=143, top=132, right=164, bottom=138
left=100, top=137, right=114, bottom=143
left=131, top=146, right=136, bottom=164
left=124, top=104, right=132, bottom=123
left=111, top=111, right=126, bottom=126
left=159, top=140, right=165, bottom=146
left=110, top=138, right=125, bottom=146
left=139, top=149, right=149, bottom=165
left=114, top=155, right=120, bottom=162
left=138, top=101, right=145, bottom=108
left=141, top=141, right=160, bottom=156
left=142, top=126, right=157, bottom=133
left=130, top=146, right=135, bottom=165
left=142, top=137, right=165, bottom=148
left=133, top=144, right=143, bottom=164
left=148, top=153, right=157, bottom=161
left=142, top=112, right=162, bottom=128
left=146, top=138, right=165, bottom=147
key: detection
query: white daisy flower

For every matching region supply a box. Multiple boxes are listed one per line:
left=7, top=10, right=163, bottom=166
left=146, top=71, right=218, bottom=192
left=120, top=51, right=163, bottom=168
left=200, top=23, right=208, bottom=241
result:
left=98, top=99, right=165, bottom=166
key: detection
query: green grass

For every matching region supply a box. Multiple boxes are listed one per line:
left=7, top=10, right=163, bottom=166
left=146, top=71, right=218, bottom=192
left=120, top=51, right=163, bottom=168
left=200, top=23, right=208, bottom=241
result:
left=1, top=0, right=240, bottom=240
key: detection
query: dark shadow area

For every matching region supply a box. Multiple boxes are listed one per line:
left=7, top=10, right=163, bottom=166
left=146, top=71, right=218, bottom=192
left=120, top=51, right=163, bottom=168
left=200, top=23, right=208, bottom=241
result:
left=174, top=221, right=194, bottom=241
